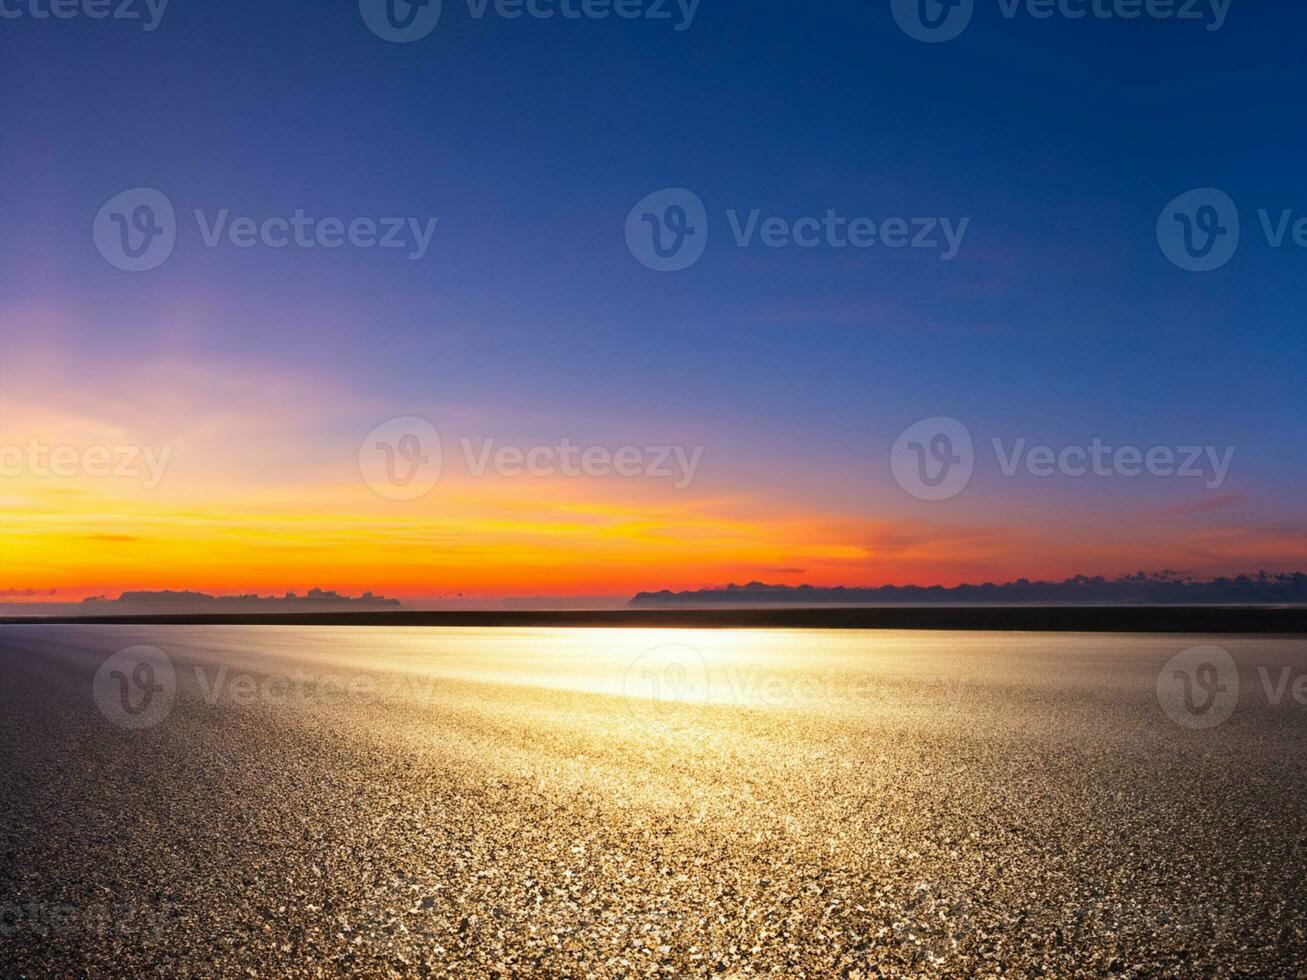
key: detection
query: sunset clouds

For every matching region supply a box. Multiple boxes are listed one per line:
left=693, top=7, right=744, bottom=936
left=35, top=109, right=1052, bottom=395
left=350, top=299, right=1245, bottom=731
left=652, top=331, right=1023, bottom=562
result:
left=5, top=1, right=1307, bottom=603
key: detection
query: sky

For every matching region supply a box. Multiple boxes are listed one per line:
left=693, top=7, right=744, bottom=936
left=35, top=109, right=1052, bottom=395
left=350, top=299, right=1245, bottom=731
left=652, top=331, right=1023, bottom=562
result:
left=2, top=0, right=1306, bottom=600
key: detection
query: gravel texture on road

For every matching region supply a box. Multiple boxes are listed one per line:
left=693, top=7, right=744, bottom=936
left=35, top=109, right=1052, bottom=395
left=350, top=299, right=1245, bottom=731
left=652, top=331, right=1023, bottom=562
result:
left=2, top=625, right=1305, bottom=977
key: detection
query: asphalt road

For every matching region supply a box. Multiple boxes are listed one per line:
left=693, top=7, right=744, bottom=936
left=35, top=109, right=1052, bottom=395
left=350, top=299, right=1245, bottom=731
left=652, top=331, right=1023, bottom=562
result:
left=2, top=625, right=1305, bottom=977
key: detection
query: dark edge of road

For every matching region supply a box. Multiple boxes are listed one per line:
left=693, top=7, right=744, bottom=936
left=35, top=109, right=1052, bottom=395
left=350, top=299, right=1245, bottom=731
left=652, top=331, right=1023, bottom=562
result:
left=2, top=606, right=1307, bottom=633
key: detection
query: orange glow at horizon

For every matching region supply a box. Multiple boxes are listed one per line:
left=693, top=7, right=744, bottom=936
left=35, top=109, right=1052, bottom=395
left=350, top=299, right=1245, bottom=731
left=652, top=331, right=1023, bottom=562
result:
left=8, top=478, right=1295, bottom=601
left=4, top=348, right=1303, bottom=602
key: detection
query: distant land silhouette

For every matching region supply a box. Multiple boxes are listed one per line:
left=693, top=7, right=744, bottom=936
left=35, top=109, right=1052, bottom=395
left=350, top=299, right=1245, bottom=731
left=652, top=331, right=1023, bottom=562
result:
left=630, top=571, right=1307, bottom=606
left=81, top=588, right=401, bottom=612
left=4, top=575, right=1307, bottom=631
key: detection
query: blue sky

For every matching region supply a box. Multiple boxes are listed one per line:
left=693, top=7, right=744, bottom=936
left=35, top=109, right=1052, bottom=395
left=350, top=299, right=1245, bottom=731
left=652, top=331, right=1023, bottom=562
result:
left=3, top=0, right=1306, bottom=594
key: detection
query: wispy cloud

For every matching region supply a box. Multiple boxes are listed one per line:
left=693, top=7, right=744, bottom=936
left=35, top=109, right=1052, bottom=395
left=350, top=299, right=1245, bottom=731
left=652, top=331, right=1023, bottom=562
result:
left=1164, top=493, right=1246, bottom=517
